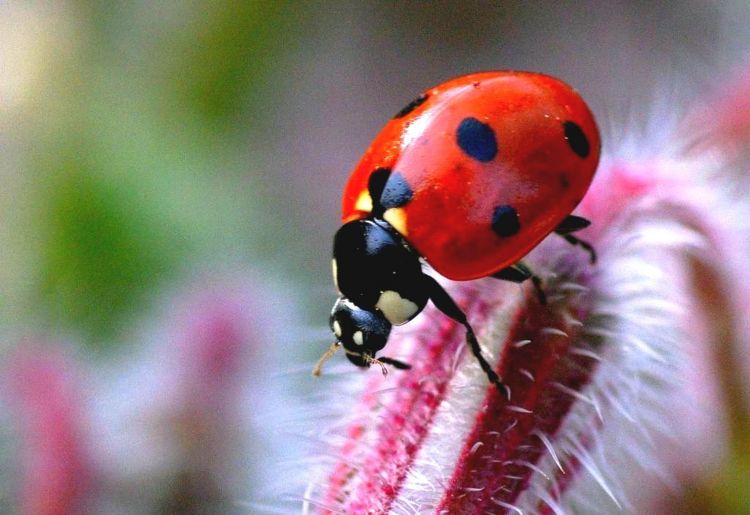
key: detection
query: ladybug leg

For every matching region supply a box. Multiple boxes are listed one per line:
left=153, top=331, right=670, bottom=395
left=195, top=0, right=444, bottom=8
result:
left=555, top=214, right=591, bottom=233
left=378, top=356, right=412, bottom=370
left=554, top=215, right=597, bottom=263
left=560, top=234, right=597, bottom=263
left=422, top=274, right=510, bottom=399
left=492, top=263, right=547, bottom=305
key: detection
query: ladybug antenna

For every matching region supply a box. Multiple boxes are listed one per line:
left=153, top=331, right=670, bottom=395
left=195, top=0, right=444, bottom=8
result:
left=312, top=342, right=341, bottom=377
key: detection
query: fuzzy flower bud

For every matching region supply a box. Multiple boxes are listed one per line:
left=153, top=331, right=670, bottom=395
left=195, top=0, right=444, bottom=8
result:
left=303, top=140, right=747, bottom=513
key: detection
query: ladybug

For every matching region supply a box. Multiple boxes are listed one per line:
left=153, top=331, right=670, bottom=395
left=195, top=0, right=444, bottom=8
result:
left=313, top=71, right=601, bottom=394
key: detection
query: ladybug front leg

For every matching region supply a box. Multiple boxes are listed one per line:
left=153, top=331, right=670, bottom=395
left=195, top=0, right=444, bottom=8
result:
left=422, top=274, right=510, bottom=399
left=492, top=263, right=547, bottom=304
left=377, top=356, right=411, bottom=370
left=554, top=215, right=597, bottom=263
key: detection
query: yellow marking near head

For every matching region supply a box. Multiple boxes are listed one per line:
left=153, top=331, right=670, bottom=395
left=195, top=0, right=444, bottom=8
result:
left=383, top=207, right=408, bottom=237
left=355, top=189, right=373, bottom=213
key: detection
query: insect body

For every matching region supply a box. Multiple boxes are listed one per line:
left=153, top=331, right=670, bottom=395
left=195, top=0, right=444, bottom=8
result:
left=315, top=71, right=601, bottom=394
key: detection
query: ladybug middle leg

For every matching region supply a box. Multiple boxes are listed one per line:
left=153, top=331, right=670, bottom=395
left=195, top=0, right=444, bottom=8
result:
left=492, top=263, right=547, bottom=304
left=555, top=215, right=596, bottom=263
left=422, top=274, right=510, bottom=399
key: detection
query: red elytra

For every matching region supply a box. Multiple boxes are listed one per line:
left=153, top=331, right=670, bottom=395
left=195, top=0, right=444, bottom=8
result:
left=341, top=71, right=601, bottom=281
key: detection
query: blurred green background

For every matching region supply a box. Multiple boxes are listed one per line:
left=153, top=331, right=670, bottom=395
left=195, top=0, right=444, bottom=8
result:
left=6, top=1, right=748, bottom=349
left=3, top=2, right=306, bottom=344
left=2, top=1, right=750, bottom=513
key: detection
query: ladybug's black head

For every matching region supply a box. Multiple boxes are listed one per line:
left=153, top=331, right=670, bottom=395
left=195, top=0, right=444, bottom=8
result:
left=332, top=219, right=428, bottom=327
left=314, top=218, right=425, bottom=374
left=329, top=297, right=391, bottom=367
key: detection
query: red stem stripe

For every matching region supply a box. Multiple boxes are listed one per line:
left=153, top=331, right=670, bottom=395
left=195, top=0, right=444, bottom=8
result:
left=437, top=296, right=596, bottom=513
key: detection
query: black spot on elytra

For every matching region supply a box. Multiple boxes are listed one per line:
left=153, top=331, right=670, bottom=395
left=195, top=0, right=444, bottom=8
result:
left=563, top=121, right=590, bottom=158
left=491, top=205, right=520, bottom=237
left=368, top=168, right=392, bottom=217
left=394, top=93, right=429, bottom=119
left=381, top=172, right=413, bottom=209
left=457, top=117, right=498, bottom=162
left=560, top=175, right=570, bottom=189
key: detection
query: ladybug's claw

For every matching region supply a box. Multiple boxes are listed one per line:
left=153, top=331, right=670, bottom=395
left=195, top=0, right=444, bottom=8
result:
left=561, top=234, right=597, bottom=264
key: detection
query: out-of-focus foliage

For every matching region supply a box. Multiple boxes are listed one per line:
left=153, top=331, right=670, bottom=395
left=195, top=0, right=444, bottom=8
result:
left=10, top=1, right=303, bottom=344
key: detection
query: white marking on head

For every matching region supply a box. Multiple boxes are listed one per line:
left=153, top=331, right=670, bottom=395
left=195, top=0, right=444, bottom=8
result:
left=353, top=330, right=364, bottom=346
left=332, top=320, right=342, bottom=338
left=376, top=290, right=418, bottom=326
left=332, top=259, right=340, bottom=292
